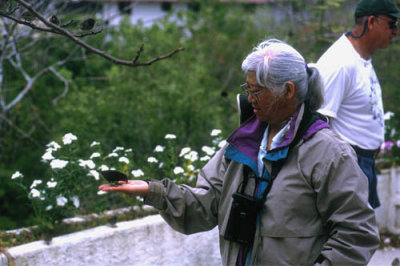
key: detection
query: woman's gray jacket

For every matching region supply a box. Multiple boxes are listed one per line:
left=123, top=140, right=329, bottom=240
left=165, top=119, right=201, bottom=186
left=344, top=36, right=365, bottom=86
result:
left=145, top=105, right=380, bottom=265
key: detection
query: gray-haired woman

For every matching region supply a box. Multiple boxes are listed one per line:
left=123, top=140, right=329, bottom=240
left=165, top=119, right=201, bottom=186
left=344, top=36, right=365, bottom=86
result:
left=99, top=39, right=379, bottom=265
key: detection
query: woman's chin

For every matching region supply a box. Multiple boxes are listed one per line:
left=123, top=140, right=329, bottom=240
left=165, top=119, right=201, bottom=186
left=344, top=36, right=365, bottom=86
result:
left=255, top=114, right=268, bottom=122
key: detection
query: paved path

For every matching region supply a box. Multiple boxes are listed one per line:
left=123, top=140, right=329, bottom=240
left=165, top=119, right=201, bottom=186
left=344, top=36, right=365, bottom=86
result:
left=369, top=249, right=400, bottom=266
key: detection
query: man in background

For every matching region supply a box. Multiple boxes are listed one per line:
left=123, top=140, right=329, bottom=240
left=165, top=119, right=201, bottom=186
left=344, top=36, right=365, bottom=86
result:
left=316, top=0, right=400, bottom=208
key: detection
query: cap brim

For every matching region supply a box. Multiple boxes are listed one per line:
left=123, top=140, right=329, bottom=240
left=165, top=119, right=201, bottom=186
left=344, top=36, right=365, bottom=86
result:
left=390, top=12, right=400, bottom=19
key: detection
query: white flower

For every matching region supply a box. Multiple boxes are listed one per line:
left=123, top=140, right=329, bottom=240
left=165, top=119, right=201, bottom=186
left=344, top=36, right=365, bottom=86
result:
left=30, top=180, right=42, bottom=189
left=159, top=162, right=164, bottom=168
left=47, top=180, right=57, bottom=188
left=50, top=159, right=69, bottom=169
left=154, top=145, right=165, bottom=152
left=210, top=129, right=222, bottom=136
left=11, top=171, right=23, bottom=180
left=97, top=190, right=107, bottom=195
left=112, top=146, right=124, bottom=153
left=184, top=151, right=198, bottom=162
left=78, top=159, right=96, bottom=169
left=218, top=140, right=227, bottom=148
left=147, top=157, right=158, bottom=163
left=46, top=141, right=61, bottom=151
left=384, top=111, right=394, bottom=120
left=46, top=205, right=53, bottom=211
left=200, top=155, right=211, bottom=161
left=88, top=170, right=100, bottom=180
left=56, top=195, right=68, bottom=207
left=107, top=152, right=118, bottom=158
left=187, top=165, right=195, bottom=171
left=173, top=166, right=185, bottom=175
left=62, top=133, right=77, bottom=145
left=179, top=147, right=191, bottom=157
left=98, top=165, right=109, bottom=171
left=131, top=169, right=145, bottom=177
left=118, top=156, right=130, bottom=164
left=41, top=150, right=55, bottom=161
left=202, top=146, right=215, bottom=156
left=125, top=148, right=132, bottom=153
left=136, top=196, right=144, bottom=202
left=71, top=196, right=80, bottom=208
left=165, top=134, right=176, bottom=139
left=30, top=188, right=41, bottom=198
left=90, top=152, right=101, bottom=159
left=90, top=141, right=100, bottom=147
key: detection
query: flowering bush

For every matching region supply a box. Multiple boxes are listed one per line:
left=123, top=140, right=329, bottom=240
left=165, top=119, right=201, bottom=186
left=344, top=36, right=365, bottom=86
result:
left=145, top=129, right=226, bottom=186
left=10, top=129, right=226, bottom=237
left=378, top=112, right=400, bottom=168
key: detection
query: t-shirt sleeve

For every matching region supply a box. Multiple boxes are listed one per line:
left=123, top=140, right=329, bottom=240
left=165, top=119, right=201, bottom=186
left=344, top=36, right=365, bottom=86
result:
left=317, top=64, right=348, bottom=119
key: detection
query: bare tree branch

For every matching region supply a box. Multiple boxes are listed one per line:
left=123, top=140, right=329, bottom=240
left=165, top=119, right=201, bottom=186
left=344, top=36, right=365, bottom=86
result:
left=5, top=0, right=185, bottom=67
left=3, top=33, right=77, bottom=112
left=0, top=10, right=58, bottom=34
left=0, top=20, right=16, bottom=110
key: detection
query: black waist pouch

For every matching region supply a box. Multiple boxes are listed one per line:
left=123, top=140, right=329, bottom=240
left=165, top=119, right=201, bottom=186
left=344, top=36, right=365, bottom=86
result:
left=224, top=192, right=264, bottom=245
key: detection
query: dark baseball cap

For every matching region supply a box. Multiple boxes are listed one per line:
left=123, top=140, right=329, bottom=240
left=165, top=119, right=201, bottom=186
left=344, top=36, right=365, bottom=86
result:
left=355, top=0, right=400, bottom=19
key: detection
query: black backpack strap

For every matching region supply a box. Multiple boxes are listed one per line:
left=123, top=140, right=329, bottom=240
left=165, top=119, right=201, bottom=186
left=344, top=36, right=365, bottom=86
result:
left=237, top=94, right=254, bottom=125
left=240, top=164, right=257, bottom=194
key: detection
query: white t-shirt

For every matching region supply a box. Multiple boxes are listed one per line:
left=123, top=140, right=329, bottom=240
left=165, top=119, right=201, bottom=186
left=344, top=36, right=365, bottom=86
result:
left=316, top=34, right=384, bottom=150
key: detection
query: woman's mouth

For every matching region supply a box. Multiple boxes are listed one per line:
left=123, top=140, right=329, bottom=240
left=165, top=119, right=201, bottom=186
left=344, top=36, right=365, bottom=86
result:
left=253, top=106, right=261, bottom=114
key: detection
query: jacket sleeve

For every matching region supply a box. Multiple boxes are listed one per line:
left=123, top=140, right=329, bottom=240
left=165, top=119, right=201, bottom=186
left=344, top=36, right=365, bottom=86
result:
left=144, top=146, right=228, bottom=235
left=307, top=138, right=380, bottom=265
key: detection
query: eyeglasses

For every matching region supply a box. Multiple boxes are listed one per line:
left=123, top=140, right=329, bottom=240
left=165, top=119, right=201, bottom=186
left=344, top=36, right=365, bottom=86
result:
left=376, top=16, right=398, bottom=30
left=240, top=83, right=267, bottom=102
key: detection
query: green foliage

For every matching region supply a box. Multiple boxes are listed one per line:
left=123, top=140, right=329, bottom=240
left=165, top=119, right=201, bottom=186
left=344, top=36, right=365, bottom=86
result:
left=2, top=1, right=400, bottom=232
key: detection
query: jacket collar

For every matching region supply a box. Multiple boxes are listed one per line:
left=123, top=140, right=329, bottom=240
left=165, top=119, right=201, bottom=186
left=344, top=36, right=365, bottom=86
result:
left=226, top=104, right=329, bottom=163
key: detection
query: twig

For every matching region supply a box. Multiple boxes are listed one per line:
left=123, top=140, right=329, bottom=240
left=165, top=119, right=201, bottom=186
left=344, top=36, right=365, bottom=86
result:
left=132, top=44, right=144, bottom=63
left=51, top=66, right=70, bottom=106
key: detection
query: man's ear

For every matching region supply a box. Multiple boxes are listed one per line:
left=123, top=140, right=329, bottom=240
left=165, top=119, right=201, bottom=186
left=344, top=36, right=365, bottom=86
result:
left=367, top=15, right=376, bottom=30
left=284, top=81, right=295, bottom=100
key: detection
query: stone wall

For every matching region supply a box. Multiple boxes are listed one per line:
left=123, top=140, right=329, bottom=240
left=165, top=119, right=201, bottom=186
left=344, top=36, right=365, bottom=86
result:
left=0, top=215, right=221, bottom=266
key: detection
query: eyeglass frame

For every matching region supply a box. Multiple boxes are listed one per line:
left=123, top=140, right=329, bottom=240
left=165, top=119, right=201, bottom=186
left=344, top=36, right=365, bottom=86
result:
left=375, top=15, right=398, bottom=30
left=240, top=83, right=268, bottom=102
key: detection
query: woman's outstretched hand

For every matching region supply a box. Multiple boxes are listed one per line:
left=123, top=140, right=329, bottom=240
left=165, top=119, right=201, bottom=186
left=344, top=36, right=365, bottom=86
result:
left=98, top=180, right=149, bottom=197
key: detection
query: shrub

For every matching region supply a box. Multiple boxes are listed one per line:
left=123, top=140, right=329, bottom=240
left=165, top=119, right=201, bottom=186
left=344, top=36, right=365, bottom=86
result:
left=8, top=129, right=226, bottom=241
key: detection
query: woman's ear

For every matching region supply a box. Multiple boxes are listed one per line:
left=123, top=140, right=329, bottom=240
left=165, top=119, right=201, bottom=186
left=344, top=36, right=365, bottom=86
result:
left=284, top=81, right=295, bottom=100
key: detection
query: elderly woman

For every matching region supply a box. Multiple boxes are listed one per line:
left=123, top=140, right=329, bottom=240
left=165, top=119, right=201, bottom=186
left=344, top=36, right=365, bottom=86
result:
left=99, top=39, right=379, bottom=265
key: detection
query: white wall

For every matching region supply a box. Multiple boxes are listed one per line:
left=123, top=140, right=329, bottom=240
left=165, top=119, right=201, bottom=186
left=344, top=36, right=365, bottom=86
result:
left=376, top=167, right=400, bottom=234
left=0, top=215, right=221, bottom=266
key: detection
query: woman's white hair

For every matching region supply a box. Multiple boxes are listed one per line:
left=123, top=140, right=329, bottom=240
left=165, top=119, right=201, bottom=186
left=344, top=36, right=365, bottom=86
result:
left=241, top=39, right=323, bottom=111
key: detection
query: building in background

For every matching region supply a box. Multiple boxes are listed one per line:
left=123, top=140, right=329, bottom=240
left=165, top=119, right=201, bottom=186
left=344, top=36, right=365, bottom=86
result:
left=74, top=0, right=280, bottom=26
